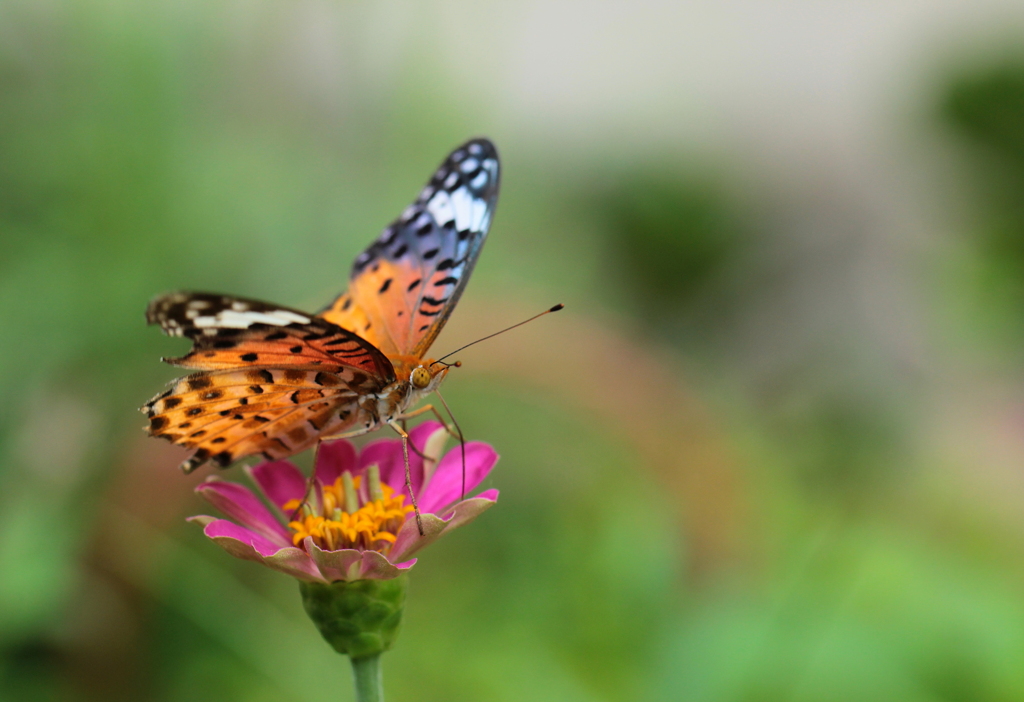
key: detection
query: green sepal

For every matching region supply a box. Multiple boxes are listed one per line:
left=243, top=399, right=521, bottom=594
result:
left=299, top=575, right=408, bottom=659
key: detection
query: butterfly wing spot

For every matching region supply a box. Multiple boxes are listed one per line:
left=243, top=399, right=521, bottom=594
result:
left=314, top=372, right=339, bottom=386
left=249, top=369, right=274, bottom=384
left=187, top=376, right=212, bottom=391
left=283, top=369, right=308, bottom=384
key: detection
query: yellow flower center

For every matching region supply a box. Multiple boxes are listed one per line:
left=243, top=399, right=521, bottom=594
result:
left=283, top=468, right=413, bottom=554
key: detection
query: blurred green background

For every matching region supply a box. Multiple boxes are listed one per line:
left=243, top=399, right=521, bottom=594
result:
left=4, top=2, right=1024, bottom=700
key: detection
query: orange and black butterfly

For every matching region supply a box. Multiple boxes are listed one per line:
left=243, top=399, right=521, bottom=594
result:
left=142, top=138, right=500, bottom=474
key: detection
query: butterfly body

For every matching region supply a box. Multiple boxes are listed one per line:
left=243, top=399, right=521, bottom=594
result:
left=358, top=357, right=449, bottom=429
left=143, top=138, right=499, bottom=473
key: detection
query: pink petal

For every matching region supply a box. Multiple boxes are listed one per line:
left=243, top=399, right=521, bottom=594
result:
left=414, top=423, right=449, bottom=486
left=314, top=439, right=359, bottom=485
left=305, top=539, right=415, bottom=581
left=418, top=443, right=499, bottom=514
left=359, top=437, right=423, bottom=499
left=409, top=420, right=445, bottom=456
left=195, top=478, right=291, bottom=545
left=247, top=460, right=306, bottom=510
left=442, top=488, right=499, bottom=518
left=356, top=422, right=448, bottom=499
left=388, top=513, right=448, bottom=564
left=390, top=494, right=498, bottom=563
left=190, top=517, right=324, bottom=582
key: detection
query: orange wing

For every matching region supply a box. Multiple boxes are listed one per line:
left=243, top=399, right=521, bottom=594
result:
left=143, top=292, right=394, bottom=472
left=320, top=138, right=500, bottom=358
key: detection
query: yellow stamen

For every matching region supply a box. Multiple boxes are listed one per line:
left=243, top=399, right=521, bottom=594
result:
left=285, top=472, right=413, bottom=554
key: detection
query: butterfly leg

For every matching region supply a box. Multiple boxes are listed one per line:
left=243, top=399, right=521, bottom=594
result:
left=318, top=425, right=378, bottom=442
left=434, top=390, right=468, bottom=500
left=290, top=441, right=324, bottom=521
left=392, top=404, right=460, bottom=463
left=387, top=420, right=425, bottom=536
left=395, top=398, right=467, bottom=498
left=394, top=404, right=462, bottom=442
left=298, top=425, right=382, bottom=518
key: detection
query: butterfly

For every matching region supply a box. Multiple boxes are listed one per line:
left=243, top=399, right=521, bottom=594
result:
left=142, top=138, right=500, bottom=478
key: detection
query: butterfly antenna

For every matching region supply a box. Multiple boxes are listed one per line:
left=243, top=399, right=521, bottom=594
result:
left=433, top=304, right=564, bottom=365
left=434, top=389, right=467, bottom=500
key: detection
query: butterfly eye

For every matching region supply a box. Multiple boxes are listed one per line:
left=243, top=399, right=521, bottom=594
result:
left=410, top=367, right=431, bottom=389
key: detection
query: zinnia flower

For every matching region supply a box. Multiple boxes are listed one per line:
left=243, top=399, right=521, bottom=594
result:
left=189, top=421, right=498, bottom=583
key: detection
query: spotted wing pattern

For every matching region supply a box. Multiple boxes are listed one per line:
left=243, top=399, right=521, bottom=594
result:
left=144, top=293, right=395, bottom=472
left=147, top=292, right=394, bottom=378
left=320, top=138, right=500, bottom=357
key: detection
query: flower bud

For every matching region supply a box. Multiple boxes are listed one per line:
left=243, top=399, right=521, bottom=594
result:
left=298, top=575, right=408, bottom=659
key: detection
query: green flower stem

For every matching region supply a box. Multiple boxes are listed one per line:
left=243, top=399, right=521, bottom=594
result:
left=351, top=654, right=384, bottom=702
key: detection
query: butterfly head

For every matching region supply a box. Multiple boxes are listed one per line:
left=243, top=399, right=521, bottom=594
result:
left=410, top=360, right=457, bottom=392
left=410, top=366, right=432, bottom=389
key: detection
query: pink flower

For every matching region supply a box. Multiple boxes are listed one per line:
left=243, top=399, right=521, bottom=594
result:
left=188, top=422, right=498, bottom=582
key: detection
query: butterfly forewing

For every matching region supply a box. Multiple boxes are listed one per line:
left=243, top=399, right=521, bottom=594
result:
left=148, top=292, right=394, bottom=378
left=320, top=138, right=500, bottom=357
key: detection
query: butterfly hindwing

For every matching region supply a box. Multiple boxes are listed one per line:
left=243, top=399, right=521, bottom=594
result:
left=320, top=138, right=500, bottom=357
left=144, top=292, right=396, bottom=472
left=144, top=368, right=362, bottom=472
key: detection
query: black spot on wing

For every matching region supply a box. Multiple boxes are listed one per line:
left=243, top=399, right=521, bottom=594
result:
left=187, top=376, right=212, bottom=391
left=250, top=369, right=274, bottom=384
